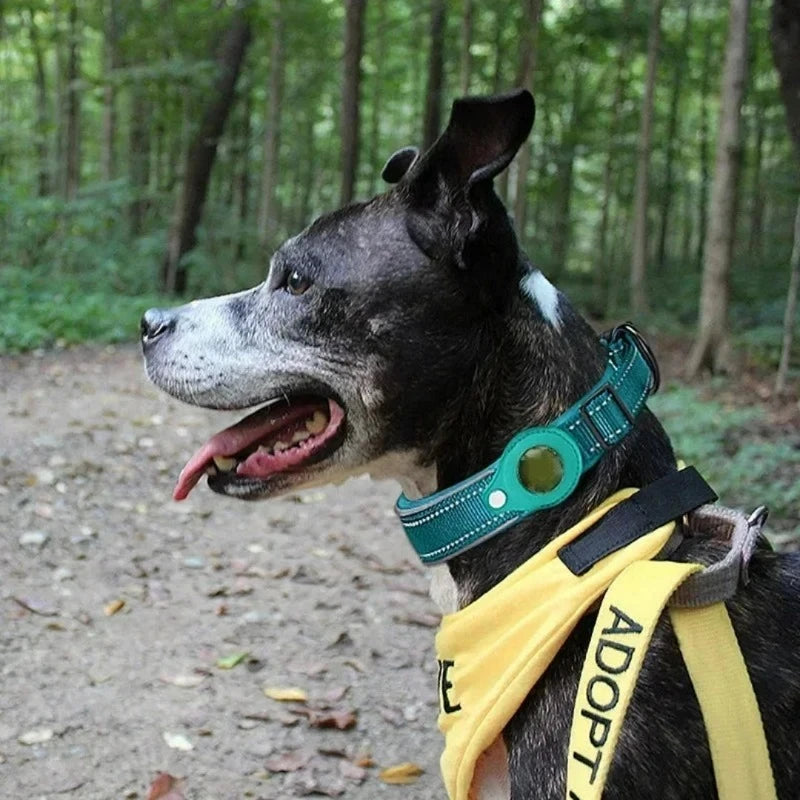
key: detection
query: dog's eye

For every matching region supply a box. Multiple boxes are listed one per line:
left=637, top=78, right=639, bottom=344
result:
left=286, top=270, right=312, bottom=296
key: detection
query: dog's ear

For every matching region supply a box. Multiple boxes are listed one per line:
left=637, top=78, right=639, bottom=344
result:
left=439, top=89, right=535, bottom=187
left=409, top=89, right=535, bottom=198
left=382, top=147, right=419, bottom=184
left=403, top=90, right=535, bottom=283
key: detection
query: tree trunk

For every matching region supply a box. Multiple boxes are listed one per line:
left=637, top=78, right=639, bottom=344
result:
left=696, top=32, right=714, bottom=270
left=629, top=0, right=664, bottom=315
left=747, top=103, right=765, bottom=261
left=681, top=178, right=694, bottom=266
left=776, top=198, right=800, bottom=394
left=235, top=80, right=252, bottom=261
left=161, top=11, right=252, bottom=294
left=300, top=117, right=316, bottom=227
left=531, top=106, right=550, bottom=238
left=594, top=0, right=634, bottom=312
left=491, top=9, right=504, bottom=94
left=54, top=2, right=65, bottom=196
left=656, top=0, right=692, bottom=272
left=101, top=0, right=120, bottom=182
left=687, top=0, right=751, bottom=377
left=64, top=0, right=81, bottom=200
left=771, top=0, right=800, bottom=161
left=368, top=0, right=385, bottom=195
left=340, top=0, right=366, bottom=205
left=459, top=0, right=473, bottom=94
left=129, top=85, right=151, bottom=236
left=512, top=0, right=543, bottom=241
left=257, top=1, right=285, bottom=245
left=770, top=0, right=800, bottom=393
left=422, top=0, right=446, bottom=150
left=550, top=69, right=583, bottom=279
left=408, top=9, right=426, bottom=141
left=27, top=9, right=49, bottom=197
left=492, top=9, right=510, bottom=202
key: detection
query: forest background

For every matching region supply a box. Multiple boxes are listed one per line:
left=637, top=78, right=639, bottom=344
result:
left=0, top=0, right=799, bottom=531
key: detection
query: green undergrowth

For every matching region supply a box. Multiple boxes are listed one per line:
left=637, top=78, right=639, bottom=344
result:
left=650, top=384, right=800, bottom=537
left=0, top=266, right=169, bottom=353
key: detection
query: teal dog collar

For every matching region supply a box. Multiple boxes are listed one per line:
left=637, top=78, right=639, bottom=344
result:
left=395, top=324, right=660, bottom=564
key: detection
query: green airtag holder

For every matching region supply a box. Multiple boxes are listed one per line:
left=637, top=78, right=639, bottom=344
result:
left=483, top=427, right=583, bottom=515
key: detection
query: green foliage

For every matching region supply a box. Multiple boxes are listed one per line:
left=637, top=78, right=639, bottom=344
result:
left=650, top=385, right=800, bottom=534
left=0, top=265, right=167, bottom=352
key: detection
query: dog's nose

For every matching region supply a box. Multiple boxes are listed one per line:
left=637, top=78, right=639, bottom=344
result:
left=140, top=308, right=176, bottom=345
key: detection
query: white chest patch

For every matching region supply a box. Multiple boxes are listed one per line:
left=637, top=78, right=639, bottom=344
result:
left=521, top=270, right=562, bottom=330
left=472, top=737, right=511, bottom=799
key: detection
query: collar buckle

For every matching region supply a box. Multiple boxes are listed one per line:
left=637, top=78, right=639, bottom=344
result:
left=609, top=322, right=660, bottom=393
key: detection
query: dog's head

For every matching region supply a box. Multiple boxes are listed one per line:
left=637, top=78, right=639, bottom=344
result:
left=142, top=90, right=536, bottom=501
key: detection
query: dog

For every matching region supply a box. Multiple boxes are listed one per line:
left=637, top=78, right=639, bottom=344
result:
left=141, top=90, right=800, bottom=799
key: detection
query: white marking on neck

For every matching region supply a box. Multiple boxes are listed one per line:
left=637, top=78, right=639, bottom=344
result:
left=429, top=565, right=460, bottom=614
left=521, top=270, right=562, bottom=330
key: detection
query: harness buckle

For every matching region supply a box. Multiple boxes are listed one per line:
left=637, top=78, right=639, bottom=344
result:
left=609, top=322, right=661, bottom=394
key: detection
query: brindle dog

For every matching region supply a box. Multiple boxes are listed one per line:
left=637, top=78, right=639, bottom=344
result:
left=142, top=90, right=800, bottom=799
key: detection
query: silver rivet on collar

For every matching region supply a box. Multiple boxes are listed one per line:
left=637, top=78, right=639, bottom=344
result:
left=488, top=490, right=507, bottom=509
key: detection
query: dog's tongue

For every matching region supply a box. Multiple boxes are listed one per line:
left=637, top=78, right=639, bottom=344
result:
left=173, top=401, right=315, bottom=501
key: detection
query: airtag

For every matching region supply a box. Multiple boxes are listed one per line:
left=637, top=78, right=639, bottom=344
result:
left=519, top=446, right=564, bottom=493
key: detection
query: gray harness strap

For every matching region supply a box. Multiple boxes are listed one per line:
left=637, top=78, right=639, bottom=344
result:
left=669, top=505, right=769, bottom=608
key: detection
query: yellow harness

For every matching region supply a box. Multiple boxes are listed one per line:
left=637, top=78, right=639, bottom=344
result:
left=435, top=489, right=776, bottom=800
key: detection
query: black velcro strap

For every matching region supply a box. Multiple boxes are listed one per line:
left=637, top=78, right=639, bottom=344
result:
left=558, top=467, right=717, bottom=576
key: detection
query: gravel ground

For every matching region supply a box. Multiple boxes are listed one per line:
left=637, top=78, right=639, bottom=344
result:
left=0, top=344, right=445, bottom=799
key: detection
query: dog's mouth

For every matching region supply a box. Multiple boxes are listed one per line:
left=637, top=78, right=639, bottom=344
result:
left=173, top=395, right=346, bottom=501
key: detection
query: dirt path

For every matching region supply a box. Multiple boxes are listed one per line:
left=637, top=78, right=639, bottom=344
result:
left=0, top=345, right=444, bottom=799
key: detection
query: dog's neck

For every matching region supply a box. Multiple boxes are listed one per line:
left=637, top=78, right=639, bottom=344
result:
left=415, top=272, right=677, bottom=610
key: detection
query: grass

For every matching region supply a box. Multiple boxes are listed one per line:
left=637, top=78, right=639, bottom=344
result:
left=650, top=384, right=800, bottom=534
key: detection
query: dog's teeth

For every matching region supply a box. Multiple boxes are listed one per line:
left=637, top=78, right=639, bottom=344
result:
left=305, top=411, right=328, bottom=434
left=292, top=429, right=312, bottom=444
left=205, top=465, right=217, bottom=476
left=212, top=456, right=237, bottom=472
left=273, top=440, right=289, bottom=453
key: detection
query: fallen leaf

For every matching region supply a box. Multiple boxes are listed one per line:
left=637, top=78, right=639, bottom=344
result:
left=292, top=708, right=357, bottom=730
left=18, top=728, right=53, bottom=745
left=379, top=762, right=424, bottom=785
left=216, top=651, right=248, bottom=669
left=104, top=599, right=125, bottom=616
left=354, top=753, right=374, bottom=768
left=162, top=732, right=193, bottom=751
left=264, top=750, right=312, bottom=773
left=146, top=772, right=185, bottom=800
left=263, top=686, right=308, bottom=702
